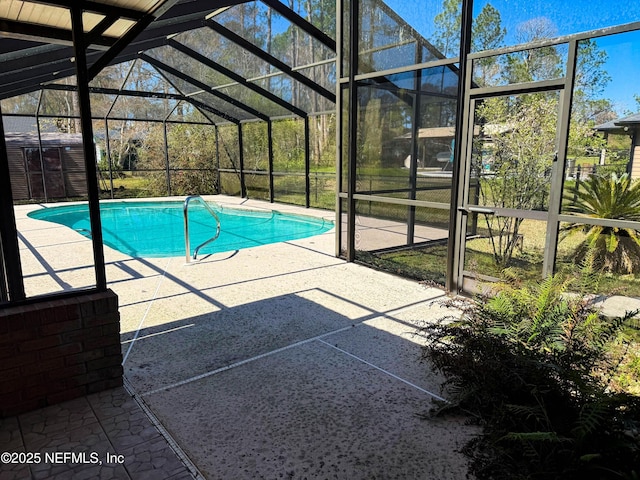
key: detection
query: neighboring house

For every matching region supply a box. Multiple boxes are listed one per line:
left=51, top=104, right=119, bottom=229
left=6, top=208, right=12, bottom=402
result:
left=392, top=127, right=456, bottom=170
left=594, top=113, right=640, bottom=179
left=3, top=116, right=88, bottom=201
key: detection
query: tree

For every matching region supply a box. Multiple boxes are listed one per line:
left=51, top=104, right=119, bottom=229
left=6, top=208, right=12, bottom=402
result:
left=433, top=0, right=461, bottom=58
left=169, top=123, right=219, bottom=195
left=473, top=92, right=558, bottom=267
left=273, top=118, right=305, bottom=172
left=471, top=4, right=506, bottom=86
left=574, top=39, right=612, bottom=118
left=433, top=0, right=506, bottom=63
left=471, top=16, right=615, bottom=270
left=501, top=17, right=563, bottom=84
left=570, top=38, right=615, bottom=143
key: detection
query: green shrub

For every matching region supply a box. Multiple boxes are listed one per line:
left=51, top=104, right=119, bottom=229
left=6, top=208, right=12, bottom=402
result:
left=419, top=264, right=640, bottom=479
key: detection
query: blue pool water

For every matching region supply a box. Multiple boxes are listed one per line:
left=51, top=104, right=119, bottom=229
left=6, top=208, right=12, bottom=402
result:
left=28, top=201, right=333, bottom=258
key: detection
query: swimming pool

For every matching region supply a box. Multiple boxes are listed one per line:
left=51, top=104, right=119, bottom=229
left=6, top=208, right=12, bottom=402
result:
left=27, top=201, right=333, bottom=258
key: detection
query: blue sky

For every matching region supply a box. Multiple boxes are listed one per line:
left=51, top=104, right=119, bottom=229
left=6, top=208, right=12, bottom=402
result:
left=384, top=0, right=640, bottom=114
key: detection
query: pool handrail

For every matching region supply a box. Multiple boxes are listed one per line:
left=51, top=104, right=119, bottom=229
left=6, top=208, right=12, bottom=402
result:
left=183, top=195, right=221, bottom=263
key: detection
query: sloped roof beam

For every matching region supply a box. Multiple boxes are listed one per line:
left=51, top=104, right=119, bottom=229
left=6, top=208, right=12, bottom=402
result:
left=168, top=39, right=307, bottom=118
left=260, top=0, right=336, bottom=52
left=0, top=14, right=209, bottom=100
left=0, top=18, right=114, bottom=47
left=88, top=17, right=157, bottom=79
left=86, top=13, right=122, bottom=45
left=0, top=1, right=256, bottom=99
left=189, top=98, right=239, bottom=125
left=87, top=0, right=184, bottom=80
left=372, top=0, right=446, bottom=62
left=0, top=43, right=153, bottom=100
left=15, top=82, right=235, bottom=124
left=41, top=85, right=239, bottom=125
left=205, top=19, right=335, bottom=103
left=42, top=82, right=187, bottom=102
left=148, top=62, right=224, bottom=125
left=140, top=53, right=270, bottom=121
left=0, top=38, right=45, bottom=55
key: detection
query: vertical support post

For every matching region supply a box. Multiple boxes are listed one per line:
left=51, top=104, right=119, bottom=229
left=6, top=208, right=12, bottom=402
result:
left=407, top=65, right=422, bottom=245
left=103, top=63, right=126, bottom=202
left=36, top=90, right=48, bottom=202
left=104, top=118, right=114, bottom=199
left=35, top=115, right=48, bottom=202
left=70, top=5, right=107, bottom=291
left=238, top=123, right=247, bottom=198
left=345, top=0, right=359, bottom=262
left=465, top=99, right=480, bottom=239
left=445, top=0, right=474, bottom=293
left=0, top=102, right=26, bottom=301
left=335, top=0, right=344, bottom=258
left=267, top=120, right=274, bottom=203
left=215, top=125, right=221, bottom=194
left=543, top=40, right=578, bottom=276
left=163, top=104, right=181, bottom=197
left=304, top=116, right=310, bottom=208
left=163, top=120, right=171, bottom=196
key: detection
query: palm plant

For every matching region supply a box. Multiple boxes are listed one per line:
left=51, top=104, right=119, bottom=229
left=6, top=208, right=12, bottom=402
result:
left=562, top=172, right=640, bottom=274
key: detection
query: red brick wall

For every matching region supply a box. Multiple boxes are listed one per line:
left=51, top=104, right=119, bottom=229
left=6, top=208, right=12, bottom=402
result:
left=0, top=290, right=123, bottom=417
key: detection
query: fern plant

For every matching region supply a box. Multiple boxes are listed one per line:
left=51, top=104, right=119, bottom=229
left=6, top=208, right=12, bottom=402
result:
left=562, top=172, right=640, bottom=274
left=419, top=259, right=640, bottom=479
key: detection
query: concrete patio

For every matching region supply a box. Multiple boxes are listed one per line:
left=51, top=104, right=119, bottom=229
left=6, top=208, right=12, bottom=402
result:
left=2, top=196, right=477, bottom=479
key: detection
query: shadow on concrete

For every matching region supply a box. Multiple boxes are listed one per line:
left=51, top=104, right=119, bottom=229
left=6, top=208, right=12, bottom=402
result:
left=120, top=288, right=475, bottom=480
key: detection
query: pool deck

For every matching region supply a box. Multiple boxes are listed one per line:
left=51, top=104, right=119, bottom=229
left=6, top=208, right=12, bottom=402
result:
left=5, top=195, right=478, bottom=479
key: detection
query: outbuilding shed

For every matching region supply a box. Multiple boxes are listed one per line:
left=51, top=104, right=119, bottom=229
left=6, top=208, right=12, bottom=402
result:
left=5, top=132, right=87, bottom=201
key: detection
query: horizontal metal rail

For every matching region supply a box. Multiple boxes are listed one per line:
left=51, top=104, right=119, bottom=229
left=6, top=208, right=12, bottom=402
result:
left=183, top=195, right=221, bottom=263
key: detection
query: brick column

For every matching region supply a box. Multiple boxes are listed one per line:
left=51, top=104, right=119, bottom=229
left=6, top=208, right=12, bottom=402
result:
left=0, top=290, right=123, bottom=417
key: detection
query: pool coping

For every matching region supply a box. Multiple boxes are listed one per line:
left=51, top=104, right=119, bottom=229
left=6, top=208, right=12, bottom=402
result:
left=24, top=196, right=335, bottom=260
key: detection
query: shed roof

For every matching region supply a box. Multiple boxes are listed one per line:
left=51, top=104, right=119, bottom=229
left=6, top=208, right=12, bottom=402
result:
left=2, top=115, right=59, bottom=134
left=5, top=132, right=84, bottom=146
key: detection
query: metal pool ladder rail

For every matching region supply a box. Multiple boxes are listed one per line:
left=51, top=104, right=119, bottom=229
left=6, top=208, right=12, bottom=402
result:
left=183, top=195, right=221, bottom=263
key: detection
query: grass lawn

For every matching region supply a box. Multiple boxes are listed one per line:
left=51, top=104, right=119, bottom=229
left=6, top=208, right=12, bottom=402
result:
left=357, top=244, right=448, bottom=287
left=358, top=216, right=640, bottom=298
left=99, top=172, right=155, bottom=198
